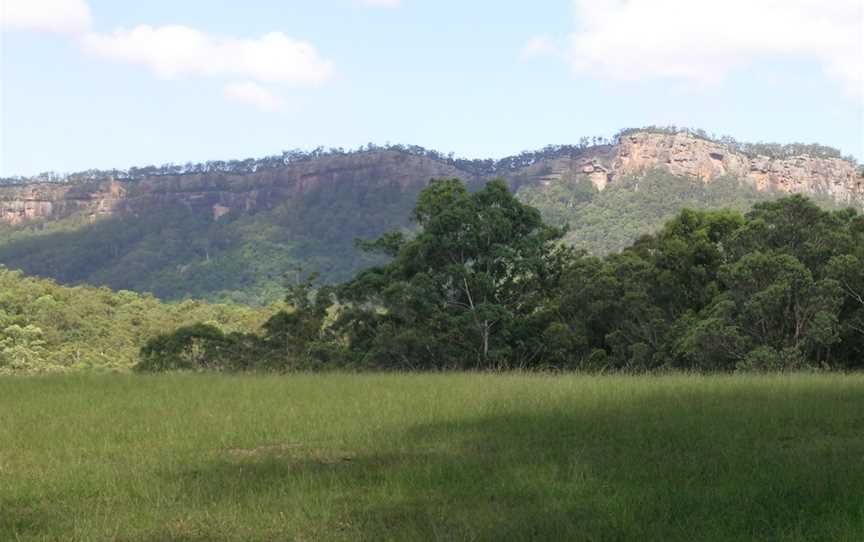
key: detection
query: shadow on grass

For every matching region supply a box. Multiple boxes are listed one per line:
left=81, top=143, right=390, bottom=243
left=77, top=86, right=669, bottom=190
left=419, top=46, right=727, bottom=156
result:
left=161, top=388, right=864, bottom=542
left=3, top=383, right=862, bottom=541
left=1, top=499, right=69, bottom=540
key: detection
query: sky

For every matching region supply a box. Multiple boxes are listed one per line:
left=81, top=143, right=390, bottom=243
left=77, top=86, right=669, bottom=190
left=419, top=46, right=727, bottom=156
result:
left=1, top=0, right=862, bottom=177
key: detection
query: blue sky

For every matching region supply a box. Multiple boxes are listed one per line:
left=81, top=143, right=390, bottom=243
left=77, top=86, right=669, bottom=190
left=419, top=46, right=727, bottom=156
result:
left=1, top=0, right=862, bottom=176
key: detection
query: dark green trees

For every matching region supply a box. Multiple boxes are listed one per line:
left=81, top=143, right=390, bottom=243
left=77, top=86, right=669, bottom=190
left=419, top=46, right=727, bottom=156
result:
left=675, top=197, right=859, bottom=370
left=136, top=271, right=336, bottom=372
left=133, top=181, right=864, bottom=373
left=260, top=271, right=337, bottom=368
left=137, top=323, right=237, bottom=372
left=541, top=196, right=864, bottom=371
left=337, top=179, right=567, bottom=369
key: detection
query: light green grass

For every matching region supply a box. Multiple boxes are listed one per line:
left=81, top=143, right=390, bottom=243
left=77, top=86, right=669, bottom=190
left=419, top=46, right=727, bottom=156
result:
left=1, top=373, right=863, bottom=541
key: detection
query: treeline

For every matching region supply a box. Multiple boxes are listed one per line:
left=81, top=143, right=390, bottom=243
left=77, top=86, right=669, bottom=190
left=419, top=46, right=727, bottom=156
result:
left=0, top=268, right=278, bottom=374
left=615, top=126, right=856, bottom=162
left=5, top=128, right=855, bottom=188
left=0, top=142, right=600, bottom=187
left=138, top=179, right=864, bottom=373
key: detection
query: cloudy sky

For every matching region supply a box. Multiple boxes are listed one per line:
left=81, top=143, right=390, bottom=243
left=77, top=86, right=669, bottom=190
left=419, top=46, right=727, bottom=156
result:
left=1, top=0, right=862, bottom=176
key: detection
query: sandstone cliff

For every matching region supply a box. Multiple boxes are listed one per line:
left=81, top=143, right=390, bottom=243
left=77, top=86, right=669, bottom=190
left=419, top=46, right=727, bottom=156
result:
left=611, top=132, right=862, bottom=205
left=0, top=151, right=469, bottom=225
left=0, top=131, right=860, bottom=226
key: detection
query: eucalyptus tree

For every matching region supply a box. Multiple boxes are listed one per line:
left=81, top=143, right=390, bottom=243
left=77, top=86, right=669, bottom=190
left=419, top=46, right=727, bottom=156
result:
left=337, top=179, right=568, bottom=369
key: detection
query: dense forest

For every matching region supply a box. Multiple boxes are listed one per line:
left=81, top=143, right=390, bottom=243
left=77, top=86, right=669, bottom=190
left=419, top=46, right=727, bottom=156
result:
left=519, top=169, right=782, bottom=254
left=136, top=179, right=864, bottom=374
left=1, top=168, right=845, bottom=305
left=0, top=269, right=277, bottom=374
left=1, top=127, right=859, bottom=305
left=0, top=181, right=417, bottom=304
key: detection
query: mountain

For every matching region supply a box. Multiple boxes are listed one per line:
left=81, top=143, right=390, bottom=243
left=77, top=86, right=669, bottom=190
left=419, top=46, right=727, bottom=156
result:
left=0, top=129, right=860, bottom=304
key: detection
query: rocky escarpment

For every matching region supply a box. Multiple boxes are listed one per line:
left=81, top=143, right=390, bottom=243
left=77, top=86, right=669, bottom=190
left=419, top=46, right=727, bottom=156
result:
left=0, top=131, right=860, bottom=226
left=611, top=132, right=862, bottom=205
left=0, top=151, right=470, bottom=225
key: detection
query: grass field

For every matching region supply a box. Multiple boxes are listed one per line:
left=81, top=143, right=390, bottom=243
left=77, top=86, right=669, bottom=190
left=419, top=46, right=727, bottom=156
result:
left=1, top=373, right=863, bottom=541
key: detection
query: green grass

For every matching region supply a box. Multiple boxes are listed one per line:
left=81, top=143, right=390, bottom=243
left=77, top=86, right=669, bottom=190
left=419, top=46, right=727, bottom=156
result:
left=2, top=373, right=863, bottom=541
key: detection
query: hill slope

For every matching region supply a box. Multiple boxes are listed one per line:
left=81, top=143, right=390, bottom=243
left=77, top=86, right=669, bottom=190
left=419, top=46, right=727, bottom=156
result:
left=0, top=267, right=276, bottom=373
left=0, top=129, right=860, bottom=303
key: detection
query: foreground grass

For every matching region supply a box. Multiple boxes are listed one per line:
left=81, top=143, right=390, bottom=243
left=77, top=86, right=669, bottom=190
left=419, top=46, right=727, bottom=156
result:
left=1, top=373, right=863, bottom=541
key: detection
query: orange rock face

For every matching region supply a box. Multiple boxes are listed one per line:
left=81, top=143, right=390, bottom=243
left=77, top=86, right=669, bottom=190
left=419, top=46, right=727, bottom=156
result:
left=612, top=132, right=862, bottom=203
left=0, top=151, right=469, bottom=225
left=614, top=132, right=749, bottom=181
left=0, top=134, right=860, bottom=226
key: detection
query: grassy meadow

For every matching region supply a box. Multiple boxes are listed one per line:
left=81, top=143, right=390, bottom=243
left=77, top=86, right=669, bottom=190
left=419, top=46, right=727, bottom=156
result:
left=2, top=373, right=863, bottom=541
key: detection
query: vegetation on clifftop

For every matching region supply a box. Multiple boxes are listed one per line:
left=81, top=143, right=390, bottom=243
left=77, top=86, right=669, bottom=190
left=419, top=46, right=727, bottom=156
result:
left=3, top=127, right=854, bottom=187
left=615, top=125, right=858, bottom=162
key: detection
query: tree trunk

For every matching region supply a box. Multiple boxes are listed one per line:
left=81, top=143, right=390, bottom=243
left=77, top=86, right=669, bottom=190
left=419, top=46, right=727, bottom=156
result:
left=482, top=321, right=489, bottom=362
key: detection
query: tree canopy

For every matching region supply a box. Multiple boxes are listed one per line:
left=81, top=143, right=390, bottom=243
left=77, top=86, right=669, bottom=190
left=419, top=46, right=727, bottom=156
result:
left=336, top=179, right=568, bottom=369
left=134, top=181, right=864, bottom=373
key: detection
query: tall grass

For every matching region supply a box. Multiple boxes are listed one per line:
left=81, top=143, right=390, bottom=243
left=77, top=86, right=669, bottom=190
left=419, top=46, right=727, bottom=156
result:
left=1, top=373, right=863, bottom=541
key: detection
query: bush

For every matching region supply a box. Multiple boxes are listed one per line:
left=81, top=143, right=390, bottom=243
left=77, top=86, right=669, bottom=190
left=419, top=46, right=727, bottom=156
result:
left=136, top=324, right=236, bottom=372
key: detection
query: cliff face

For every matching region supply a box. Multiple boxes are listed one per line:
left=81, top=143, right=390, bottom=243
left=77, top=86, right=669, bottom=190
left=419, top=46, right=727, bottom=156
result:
left=0, top=131, right=860, bottom=226
left=612, top=132, right=862, bottom=204
left=0, top=151, right=469, bottom=225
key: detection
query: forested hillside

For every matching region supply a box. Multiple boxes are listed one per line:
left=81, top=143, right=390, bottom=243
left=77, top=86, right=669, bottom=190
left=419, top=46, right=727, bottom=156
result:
left=0, top=181, right=416, bottom=304
left=0, top=268, right=277, bottom=374
left=2, top=179, right=862, bottom=375
left=138, top=182, right=864, bottom=374
left=518, top=170, right=776, bottom=253
left=0, top=129, right=859, bottom=304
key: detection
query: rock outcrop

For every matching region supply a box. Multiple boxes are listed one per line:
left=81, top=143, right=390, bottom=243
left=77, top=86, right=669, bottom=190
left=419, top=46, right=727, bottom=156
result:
left=0, top=131, right=860, bottom=226
left=0, top=151, right=468, bottom=225
left=611, top=132, right=862, bottom=205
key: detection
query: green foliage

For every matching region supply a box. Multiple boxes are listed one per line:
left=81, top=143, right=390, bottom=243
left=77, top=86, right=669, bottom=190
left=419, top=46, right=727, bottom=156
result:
left=0, top=323, right=51, bottom=374
left=3, top=173, right=863, bottom=373
left=555, top=196, right=863, bottom=371
left=479, top=191, right=862, bottom=372
left=0, top=160, right=855, bottom=307
left=336, top=179, right=567, bottom=369
left=136, top=269, right=340, bottom=373
left=134, top=182, right=864, bottom=373
left=137, top=323, right=233, bottom=372
left=0, top=179, right=416, bottom=304
left=0, top=267, right=275, bottom=373
left=259, top=272, right=339, bottom=370
left=518, top=170, right=777, bottom=255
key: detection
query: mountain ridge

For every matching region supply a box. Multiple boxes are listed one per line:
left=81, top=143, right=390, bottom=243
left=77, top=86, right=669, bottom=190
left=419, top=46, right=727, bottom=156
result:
left=0, top=129, right=860, bottom=227
left=0, top=128, right=860, bottom=304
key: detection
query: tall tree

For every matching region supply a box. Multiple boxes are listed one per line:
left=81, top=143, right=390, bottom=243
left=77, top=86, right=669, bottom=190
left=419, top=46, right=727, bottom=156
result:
left=337, top=179, right=567, bottom=369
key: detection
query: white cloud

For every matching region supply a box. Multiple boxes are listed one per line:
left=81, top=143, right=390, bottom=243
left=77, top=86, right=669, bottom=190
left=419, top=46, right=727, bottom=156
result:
left=359, top=0, right=401, bottom=7
left=224, top=81, right=286, bottom=113
left=1, top=1, right=334, bottom=112
left=82, top=25, right=334, bottom=85
left=0, top=0, right=92, bottom=35
left=566, top=0, right=863, bottom=99
left=519, top=35, right=561, bottom=61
